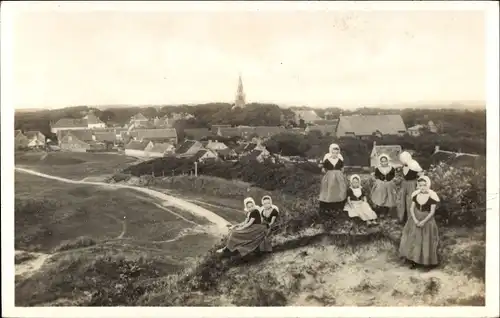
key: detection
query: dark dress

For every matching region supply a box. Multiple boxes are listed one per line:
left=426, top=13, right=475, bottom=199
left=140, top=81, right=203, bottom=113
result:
left=319, top=157, right=348, bottom=211
left=397, top=167, right=420, bottom=223
left=226, top=208, right=272, bottom=256
left=371, top=167, right=397, bottom=208
left=399, top=192, right=440, bottom=265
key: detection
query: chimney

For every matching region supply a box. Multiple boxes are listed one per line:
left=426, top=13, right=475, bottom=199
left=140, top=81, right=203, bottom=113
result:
left=434, top=145, right=440, bottom=153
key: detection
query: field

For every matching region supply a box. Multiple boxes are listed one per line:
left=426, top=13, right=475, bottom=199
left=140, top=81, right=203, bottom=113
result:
left=13, top=151, right=486, bottom=307
left=15, top=151, right=138, bottom=180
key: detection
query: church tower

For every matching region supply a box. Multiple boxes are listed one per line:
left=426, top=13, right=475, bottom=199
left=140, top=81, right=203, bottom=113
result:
left=232, top=74, right=246, bottom=110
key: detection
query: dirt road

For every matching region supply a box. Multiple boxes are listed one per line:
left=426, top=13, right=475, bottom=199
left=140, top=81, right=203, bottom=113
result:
left=15, top=167, right=231, bottom=236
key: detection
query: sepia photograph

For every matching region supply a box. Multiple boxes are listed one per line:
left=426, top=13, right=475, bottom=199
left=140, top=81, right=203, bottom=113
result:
left=1, top=1, right=499, bottom=317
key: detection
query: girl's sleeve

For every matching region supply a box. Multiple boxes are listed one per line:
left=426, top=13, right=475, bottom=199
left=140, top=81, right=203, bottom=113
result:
left=338, top=159, right=344, bottom=169
left=249, top=209, right=259, bottom=222
left=271, top=209, right=279, bottom=219
left=388, top=168, right=396, bottom=180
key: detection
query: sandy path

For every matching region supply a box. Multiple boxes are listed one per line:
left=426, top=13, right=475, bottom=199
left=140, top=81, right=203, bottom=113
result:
left=15, top=167, right=230, bottom=236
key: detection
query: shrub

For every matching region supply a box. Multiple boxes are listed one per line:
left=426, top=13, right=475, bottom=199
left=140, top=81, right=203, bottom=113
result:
left=426, top=162, right=486, bottom=226
left=52, top=236, right=97, bottom=253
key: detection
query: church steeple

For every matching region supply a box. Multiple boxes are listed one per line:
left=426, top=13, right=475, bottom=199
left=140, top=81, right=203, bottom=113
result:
left=233, top=74, right=246, bottom=109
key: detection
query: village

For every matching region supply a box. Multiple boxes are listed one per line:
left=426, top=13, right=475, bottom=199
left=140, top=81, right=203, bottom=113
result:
left=14, top=76, right=483, bottom=170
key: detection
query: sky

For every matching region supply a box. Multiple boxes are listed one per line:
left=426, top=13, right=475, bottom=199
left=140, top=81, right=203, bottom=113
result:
left=8, top=6, right=486, bottom=109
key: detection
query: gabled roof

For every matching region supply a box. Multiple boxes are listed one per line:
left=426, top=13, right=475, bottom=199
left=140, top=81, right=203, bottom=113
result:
left=61, top=134, right=90, bottom=146
left=313, top=119, right=338, bottom=125
left=15, top=130, right=23, bottom=137
left=94, top=131, right=116, bottom=142
left=135, top=128, right=177, bottom=140
left=294, top=110, right=322, bottom=122
left=52, top=118, right=88, bottom=128
left=85, top=113, right=104, bottom=125
left=184, top=128, right=211, bottom=140
left=192, top=149, right=217, bottom=161
left=242, top=149, right=264, bottom=160
left=175, top=140, right=197, bottom=154
left=149, top=142, right=174, bottom=154
left=125, top=140, right=150, bottom=150
left=371, top=145, right=403, bottom=166
left=214, top=148, right=235, bottom=156
left=306, top=123, right=338, bottom=135
left=338, top=115, right=407, bottom=136
left=24, top=131, right=45, bottom=141
left=431, top=150, right=482, bottom=168
left=407, top=124, right=425, bottom=131
left=58, top=129, right=93, bottom=142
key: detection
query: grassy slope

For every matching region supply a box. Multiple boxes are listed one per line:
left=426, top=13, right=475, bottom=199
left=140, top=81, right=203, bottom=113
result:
left=15, top=151, right=137, bottom=180
left=13, top=153, right=486, bottom=306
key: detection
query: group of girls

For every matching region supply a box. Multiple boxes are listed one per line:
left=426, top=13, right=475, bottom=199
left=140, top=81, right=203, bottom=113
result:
left=218, top=143, right=441, bottom=270
left=217, top=195, right=280, bottom=256
left=319, top=143, right=440, bottom=269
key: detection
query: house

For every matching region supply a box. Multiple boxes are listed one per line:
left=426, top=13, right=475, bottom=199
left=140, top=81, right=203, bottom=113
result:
left=124, top=140, right=151, bottom=157
left=305, top=123, right=338, bottom=136
left=428, top=120, right=439, bottom=133
left=192, top=149, right=219, bottom=163
left=234, top=142, right=257, bottom=156
left=93, top=131, right=117, bottom=144
left=241, top=148, right=272, bottom=163
left=205, top=140, right=229, bottom=151
left=153, top=116, right=174, bottom=128
left=15, top=130, right=29, bottom=149
left=336, top=115, right=407, bottom=138
left=407, top=124, right=425, bottom=137
left=431, top=146, right=483, bottom=168
left=59, top=132, right=91, bottom=152
left=84, top=112, right=106, bottom=129
left=50, top=118, right=89, bottom=133
left=57, top=129, right=94, bottom=145
left=134, top=128, right=178, bottom=144
left=145, top=142, right=176, bottom=158
left=294, top=110, right=322, bottom=124
left=130, top=113, right=149, bottom=127
left=175, top=140, right=204, bottom=158
left=171, top=112, right=194, bottom=120
left=313, top=119, right=338, bottom=125
left=369, top=142, right=403, bottom=168
left=184, top=128, right=211, bottom=141
left=238, top=126, right=258, bottom=139
left=214, top=148, right=238, bottom=160
left=23, top=131, right=46, bottom=148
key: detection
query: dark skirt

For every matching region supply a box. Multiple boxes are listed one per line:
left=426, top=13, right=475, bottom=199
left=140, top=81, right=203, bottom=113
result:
left=319, top=170, right=347, bottom=203
left=399, top=210, right=439, bottom=266
left=371, top=179, right=397, bottom=208
left=397, top=180, right=417, bottom=223
left=226, top=224, right=272, bottom=256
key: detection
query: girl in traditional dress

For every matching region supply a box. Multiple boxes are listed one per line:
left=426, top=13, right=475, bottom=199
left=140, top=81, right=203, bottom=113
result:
left=371, top=154, right=397, bottom=218
left=399, top=176, right=440, bottom=269
left=260, top=195, right=280, bottom=232
left=319, top=143, right=348, bottom=212
left=344, top=174, right=378, bottom=225
left=216, top=197, right=272, bottom=256
left=397, top=151, right=424, bottom=224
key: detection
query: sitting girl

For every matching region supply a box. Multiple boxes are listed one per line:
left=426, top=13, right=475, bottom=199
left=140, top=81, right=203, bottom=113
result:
left=260, top=195, right=280, bottom=233
left=344, top=175, right=378, bottom=225
left=216, top=197, right=272, bottom=256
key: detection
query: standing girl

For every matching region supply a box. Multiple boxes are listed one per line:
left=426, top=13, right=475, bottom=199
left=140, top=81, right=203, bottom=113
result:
left=344, top=174, right=378, bottom=225
left=399, top=176, right=440, bottom=269
left=318, top=143, right=347, bottom=212
left=397, top=151, right=423, bottom=224
left=371, top=154, right=397, bottom=218
left=217, top=197, right=271, bottom=256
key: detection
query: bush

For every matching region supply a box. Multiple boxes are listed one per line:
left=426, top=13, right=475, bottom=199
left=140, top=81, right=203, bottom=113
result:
left=52, top=236, right=97, bottom=253
left=426, top=162, right=486, bottom=226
